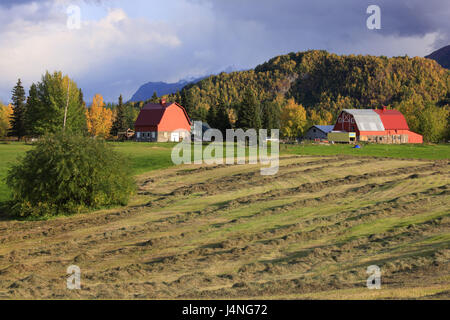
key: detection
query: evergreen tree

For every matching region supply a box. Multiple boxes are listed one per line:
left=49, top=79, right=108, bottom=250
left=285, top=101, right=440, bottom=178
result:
left=124, top=104, right=139, bottom=129
left=181, top=89, right=195, bottom=114
left=111, top=94, right=127, bottom=136
left=78, top=88, right=88, bottom=134
left=191, top=106, right=208, bottom=122
left=237, top=88, right=261, bottom=131
left=261, top=100, right=281, bottom=132
left=215, top=97, right=232, bottom=134
left=206, top=105, right=218, bottom=128
left=9, top=79, right=27, bottom=139
left=24, top=83, right=40, bottom=137
left=174, top=90, right=182, bottom=104
left=150, top=91, right=159, bottom=103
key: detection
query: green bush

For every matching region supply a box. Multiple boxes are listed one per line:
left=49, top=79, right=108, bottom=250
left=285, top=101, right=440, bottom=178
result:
left=6, top=133, right=135, bottom=217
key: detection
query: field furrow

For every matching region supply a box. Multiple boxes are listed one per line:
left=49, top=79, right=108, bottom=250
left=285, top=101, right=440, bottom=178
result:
left=0, top=155, right=448, bottom=299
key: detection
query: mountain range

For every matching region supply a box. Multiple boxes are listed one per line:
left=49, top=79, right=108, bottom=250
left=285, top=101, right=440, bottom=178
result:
left=129, top=77, right=204, bottom=102
left=426, top=45, right=450, bottom=69
left=129, top=66, right=240, bottom=102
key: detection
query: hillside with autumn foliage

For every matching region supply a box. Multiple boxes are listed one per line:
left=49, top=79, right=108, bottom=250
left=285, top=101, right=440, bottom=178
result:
left=170, top=50, right=449, bottom=142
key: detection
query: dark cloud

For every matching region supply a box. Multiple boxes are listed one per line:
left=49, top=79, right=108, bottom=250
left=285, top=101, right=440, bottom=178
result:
left=0, top=0, right=37, bottom=7
left=375, top=0, right=449, bottom=39
left=0, top=0, right=448, bottom=103
left=206, top=0, right=449, bottom=50
left=0, top=0, right=105, bottom=7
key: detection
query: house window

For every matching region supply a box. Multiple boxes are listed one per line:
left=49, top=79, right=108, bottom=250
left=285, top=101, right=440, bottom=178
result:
left=151, top=132, right=156, bottom=138
left=137, top=132, right=141, bottom=138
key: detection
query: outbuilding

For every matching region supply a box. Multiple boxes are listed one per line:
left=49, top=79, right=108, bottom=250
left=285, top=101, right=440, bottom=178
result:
left=304, top=125, right=334, bottom=140
left=134, top=99, right=191, bottom=142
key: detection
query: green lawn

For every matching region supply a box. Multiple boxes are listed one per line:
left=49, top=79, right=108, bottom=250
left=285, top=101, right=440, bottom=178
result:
left=0, top=141, right=449, bottom=203
left=0, top=142, right=177, bottom=203
left=109, top=142, right=177, bottom=175
left=283, top=143, right=450, bottom=160
left=0, top=143, right=32, bottom=202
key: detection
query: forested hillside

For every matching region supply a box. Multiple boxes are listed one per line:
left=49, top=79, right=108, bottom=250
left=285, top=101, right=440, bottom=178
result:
left=171, top=50, right=449, bottom=141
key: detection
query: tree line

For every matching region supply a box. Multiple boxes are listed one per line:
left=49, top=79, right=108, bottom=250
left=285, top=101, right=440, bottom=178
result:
left=2, top=72, right=140, bottom=140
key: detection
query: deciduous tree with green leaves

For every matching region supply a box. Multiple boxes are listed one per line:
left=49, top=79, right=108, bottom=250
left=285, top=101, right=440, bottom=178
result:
left=417, top=102, right=449, bottom=143
left=7, top=133, right=135, bottom=218
left=25, top=71, right=87, bottom=136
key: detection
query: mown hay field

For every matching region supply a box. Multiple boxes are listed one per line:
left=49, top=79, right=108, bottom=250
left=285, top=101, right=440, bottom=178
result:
left=1, top=142, right=449, bottom=204
left=0, top=154, right=448, bottom=299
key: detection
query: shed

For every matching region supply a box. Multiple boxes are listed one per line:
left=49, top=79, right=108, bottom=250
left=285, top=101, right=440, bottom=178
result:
left=304, top=125, right=334, bottom=140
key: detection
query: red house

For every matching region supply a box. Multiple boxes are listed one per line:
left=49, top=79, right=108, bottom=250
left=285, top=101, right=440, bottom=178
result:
left=333, top=107, right=422, bottom=144
left=134, top=99, right=191, bottom=142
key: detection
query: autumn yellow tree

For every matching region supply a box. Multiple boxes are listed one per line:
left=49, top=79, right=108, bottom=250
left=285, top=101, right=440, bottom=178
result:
left=0, top=103, right=13, bottom=138
left=86, top=94, right=114, bottom=138
left=308, top=109, right=334, bottom=126
left=280, top=98, right=307, bottom=139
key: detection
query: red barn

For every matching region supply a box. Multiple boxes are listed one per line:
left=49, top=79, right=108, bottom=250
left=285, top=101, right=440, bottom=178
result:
left=134, top=99, right=191, bottom=142
left=332, top=107, right=422, bottom=144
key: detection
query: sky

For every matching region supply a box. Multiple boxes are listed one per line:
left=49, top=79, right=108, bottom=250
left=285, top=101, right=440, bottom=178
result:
left=0, top=0, right=448, bottom=103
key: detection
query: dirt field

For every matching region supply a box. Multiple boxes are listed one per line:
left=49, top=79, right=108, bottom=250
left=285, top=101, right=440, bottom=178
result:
left=0, top=155, right=449, bottom=299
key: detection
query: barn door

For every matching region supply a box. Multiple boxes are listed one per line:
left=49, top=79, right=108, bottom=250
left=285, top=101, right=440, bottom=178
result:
left=170, top=132, right=180, bottom=142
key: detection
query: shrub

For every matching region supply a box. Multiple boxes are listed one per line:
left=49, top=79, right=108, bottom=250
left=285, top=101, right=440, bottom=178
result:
left=6, top=133, right=135, bottom=217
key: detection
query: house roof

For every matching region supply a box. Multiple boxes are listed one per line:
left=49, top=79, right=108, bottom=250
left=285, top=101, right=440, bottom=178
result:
left=343, top=109, right=385, bottom=131
left=135, top=102, right=191, bottom=127
left=134, top=103, right=167, bottom=127
left=312, top=125, right=334, bottom=133
left=373, top=109, right=409, bottom=130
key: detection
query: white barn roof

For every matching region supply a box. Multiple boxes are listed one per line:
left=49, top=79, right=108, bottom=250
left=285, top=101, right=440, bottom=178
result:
left=343, top=109, right=385, bottom=131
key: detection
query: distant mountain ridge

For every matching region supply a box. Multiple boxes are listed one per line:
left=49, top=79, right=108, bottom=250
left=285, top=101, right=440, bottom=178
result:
left=129, top=66, right=241, bottom=102
left=426, top=45, right=450, bottom=69
left=129, top=77, right=204, bottom=102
